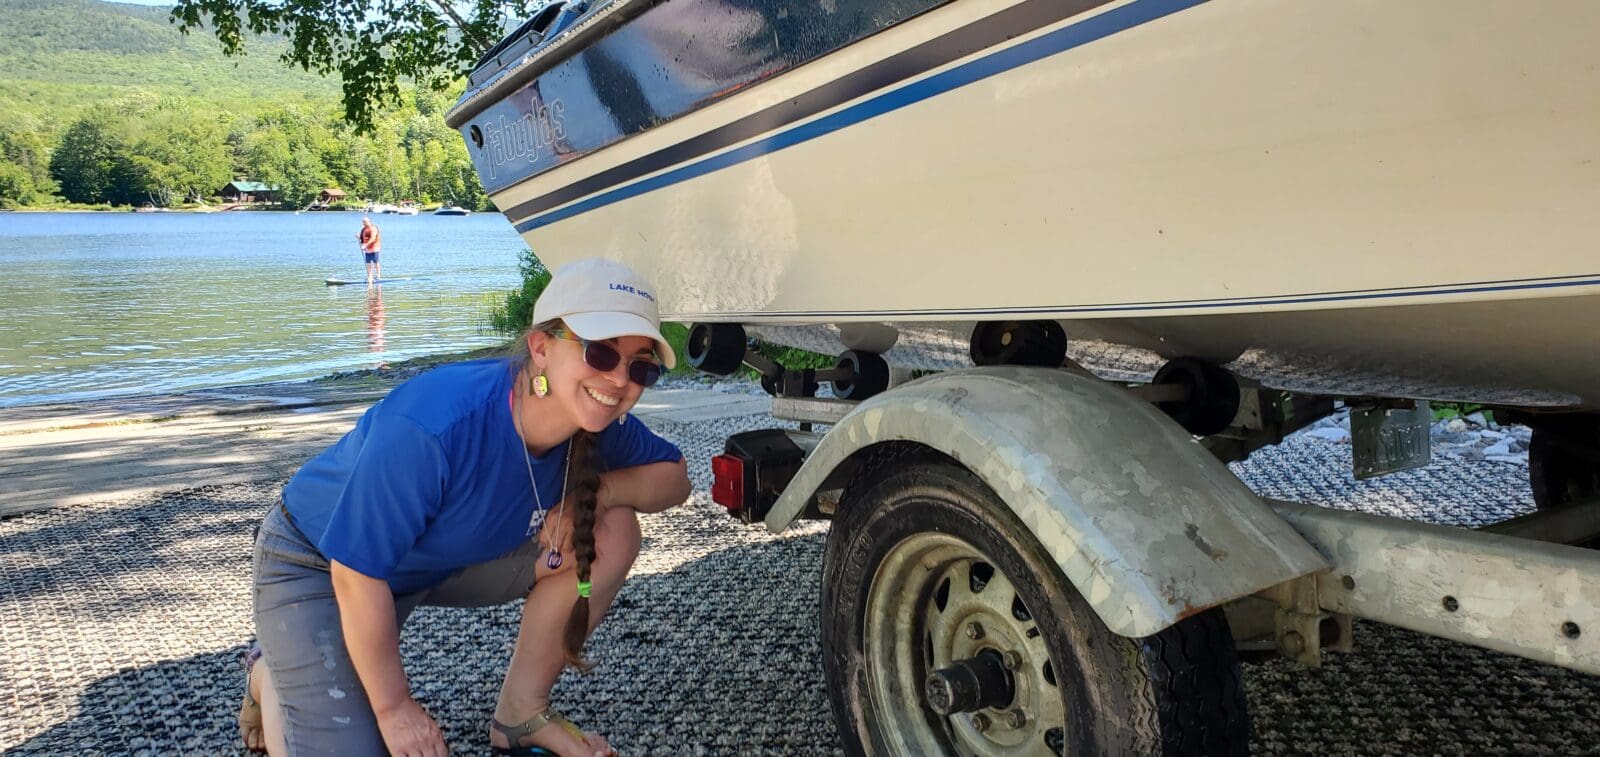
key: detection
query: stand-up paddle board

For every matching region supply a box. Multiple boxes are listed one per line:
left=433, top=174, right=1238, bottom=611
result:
left=325, top=276, right=413, bottom=286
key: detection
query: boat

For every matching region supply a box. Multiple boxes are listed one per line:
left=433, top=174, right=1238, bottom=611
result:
left=385, top=200, right=420, bottom=216
left=446, top=4, right=1600, bottom=750
left=446, top=0, right=1600, bottom=410
left=433, top=205, right=472, bottom=216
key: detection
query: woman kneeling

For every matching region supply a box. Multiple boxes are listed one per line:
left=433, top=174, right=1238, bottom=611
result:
left=240, top=259, right=690, bottom=756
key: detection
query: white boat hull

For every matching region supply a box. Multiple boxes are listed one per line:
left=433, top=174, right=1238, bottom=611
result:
left=461, top=0, right=1600, bottom=407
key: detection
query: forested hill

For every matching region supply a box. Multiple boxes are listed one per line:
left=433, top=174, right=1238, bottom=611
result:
left=1, top=0, right=340, bottom=122
left=0, top=0, right=486, bottom=211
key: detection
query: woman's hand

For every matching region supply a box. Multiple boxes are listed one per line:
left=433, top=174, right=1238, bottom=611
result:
left=376, top=698, right=448, bottom=757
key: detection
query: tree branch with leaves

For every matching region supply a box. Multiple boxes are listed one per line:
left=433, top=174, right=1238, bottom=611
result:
left=170, top=0, right=541, bottom=132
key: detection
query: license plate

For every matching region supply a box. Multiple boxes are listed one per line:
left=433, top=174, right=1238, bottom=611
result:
left=1351, top=402, right=1432, bottom=480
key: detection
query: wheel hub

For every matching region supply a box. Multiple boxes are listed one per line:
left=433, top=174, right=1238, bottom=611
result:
left=863, top=533, right=1067, bottom=755
left=925, top=649, right=1015, bottom=715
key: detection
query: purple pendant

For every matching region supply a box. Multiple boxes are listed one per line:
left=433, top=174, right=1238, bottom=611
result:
left=546, top=550, right=564, bottom=569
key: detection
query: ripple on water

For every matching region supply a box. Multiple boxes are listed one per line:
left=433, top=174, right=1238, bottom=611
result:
left=0, top=213, right=525, bottom=407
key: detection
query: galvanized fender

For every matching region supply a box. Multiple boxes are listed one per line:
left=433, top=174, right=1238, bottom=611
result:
left=765, top=367, right=1329, bottom=638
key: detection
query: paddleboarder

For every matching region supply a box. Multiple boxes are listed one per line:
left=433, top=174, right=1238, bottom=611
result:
left=358, top=217, right=382, bottom=285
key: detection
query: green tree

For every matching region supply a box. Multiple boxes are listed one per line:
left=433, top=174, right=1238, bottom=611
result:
left=134, top=105, right=235, bottom=203
left=488, top=248, right=552, bottom=335
left=106, top=100, right=236, bottom=205
left=238, top=106, right=336, bottom=207
left=170, top=0, right=536, bottom=131
left=48, top=96, right=238, bottom=206
left=0, top=161, right=38, bottom=208
left=49, top=112, right=119, bottom=203
left=107, top=152, right=158, bottom=206
left=28, top=71, right=487, bottom=208
left=353, top=117, right=409, bottom=202
left=0, top=112, right=59, bottom=200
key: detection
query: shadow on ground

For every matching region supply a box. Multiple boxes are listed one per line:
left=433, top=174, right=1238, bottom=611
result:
left=10, top=537, right=1600, bottom=755
left=8, top=536, right=838, bottom=756
left=6, top=439, right=1600, bottom=755
left=0, top=484, right=269, bottom=612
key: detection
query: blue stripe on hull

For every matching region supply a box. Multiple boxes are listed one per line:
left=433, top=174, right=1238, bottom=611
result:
left=514, top=0, right=1207, bottom=233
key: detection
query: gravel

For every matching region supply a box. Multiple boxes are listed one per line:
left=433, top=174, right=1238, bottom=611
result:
left=1297, top=407, right=1533, bottom=465
left=3, top=406, right=1598, bottom=755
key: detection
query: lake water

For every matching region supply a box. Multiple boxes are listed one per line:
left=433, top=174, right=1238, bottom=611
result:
left=0, top=211, right=528, bottom=408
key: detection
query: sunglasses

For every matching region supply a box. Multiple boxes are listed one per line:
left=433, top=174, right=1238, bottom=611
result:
left=552, top=330, right=663, bottom=388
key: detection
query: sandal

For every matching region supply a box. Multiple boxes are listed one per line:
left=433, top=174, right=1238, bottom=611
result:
left=238, top=642, right=266, bottom=753
left=490, top=707, right=592, bottom=756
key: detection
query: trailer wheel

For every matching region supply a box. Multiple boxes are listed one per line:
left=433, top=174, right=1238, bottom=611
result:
left=821, top=458, right=1248, bottom=756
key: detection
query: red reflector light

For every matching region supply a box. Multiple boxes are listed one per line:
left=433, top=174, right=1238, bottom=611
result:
left=711, top=454, right=746, bottom=511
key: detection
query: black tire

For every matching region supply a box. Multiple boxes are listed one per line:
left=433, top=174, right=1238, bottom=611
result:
left=821, top=458, right=1249, bottom=756
left=969, top=321, right=1068, bottom=367
left=1152, top=358, right=1240, bottom=437
left=1528, top=415, right=1600, bottom=546
left=685, top=323, right=746, bottom=376
left=834, top=351, right=890, bottom=401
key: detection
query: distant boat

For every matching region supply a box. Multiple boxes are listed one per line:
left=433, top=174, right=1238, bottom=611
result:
left=433, top=205, right=471, bottom=216
left=390, top=200, right=420, bottom=216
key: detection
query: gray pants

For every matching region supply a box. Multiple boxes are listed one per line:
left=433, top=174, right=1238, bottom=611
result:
left=252, top=503, right=539, bottom=755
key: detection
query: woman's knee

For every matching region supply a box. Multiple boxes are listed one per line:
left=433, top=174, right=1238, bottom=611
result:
left=594, top=506, right=641, bottom=567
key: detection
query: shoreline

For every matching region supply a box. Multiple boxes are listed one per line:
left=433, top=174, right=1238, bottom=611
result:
left=0, top=341, right=756, bottom=420
left=311, top=344, right=511, bottom=386
left=0, top=345, right=512, bottom=416
left=0, top=346, right=769, bottom=518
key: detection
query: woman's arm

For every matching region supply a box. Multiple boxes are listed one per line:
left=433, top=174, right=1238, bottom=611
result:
left=598, top=458, right=691, bottom=514
left=330, top=560, right=446, bottom=756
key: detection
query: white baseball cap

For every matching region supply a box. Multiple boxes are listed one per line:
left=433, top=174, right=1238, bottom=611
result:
left=532, top=258, right=677, bottom=369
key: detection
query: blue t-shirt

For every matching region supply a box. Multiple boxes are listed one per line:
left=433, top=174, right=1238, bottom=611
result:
left=282, top=358, right=682, bottom=594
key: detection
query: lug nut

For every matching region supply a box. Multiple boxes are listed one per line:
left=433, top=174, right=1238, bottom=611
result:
left=1006, top=710, right=1026, bottom=728
left=971, top=712, right=991, bottom=732
left=1000, top=650, right=1022, bottom=670
left=966, top=622, right=986, bottom=640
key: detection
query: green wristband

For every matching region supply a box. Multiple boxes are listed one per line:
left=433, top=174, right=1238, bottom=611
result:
left=576, top=580, right=592, bottom=599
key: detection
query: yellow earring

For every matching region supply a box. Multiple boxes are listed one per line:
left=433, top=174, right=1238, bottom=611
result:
left=531, top=372, right=550, bottom=398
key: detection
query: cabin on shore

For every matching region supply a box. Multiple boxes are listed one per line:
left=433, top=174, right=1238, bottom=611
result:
left=220, top=181, right=281, bottom=204
left=305, top=188, right=348, bottom=211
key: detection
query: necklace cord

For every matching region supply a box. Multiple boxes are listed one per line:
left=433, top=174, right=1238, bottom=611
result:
left=513, top=384, right=571, bottom=559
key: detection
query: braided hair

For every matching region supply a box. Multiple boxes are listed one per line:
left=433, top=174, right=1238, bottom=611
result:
left=561, top=428, right=601, bottom=671
left=517, top=319, right=603, bottom=672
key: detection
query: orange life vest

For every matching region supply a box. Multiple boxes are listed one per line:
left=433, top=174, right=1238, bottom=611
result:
left=359, top=225, right=382, bottom=252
